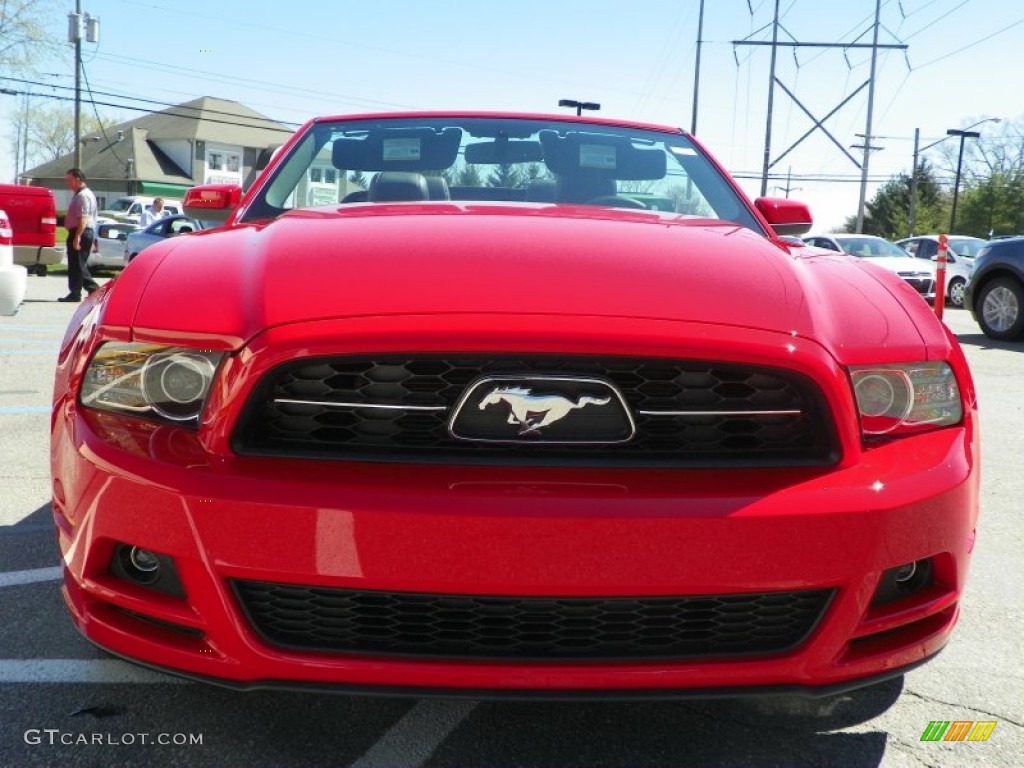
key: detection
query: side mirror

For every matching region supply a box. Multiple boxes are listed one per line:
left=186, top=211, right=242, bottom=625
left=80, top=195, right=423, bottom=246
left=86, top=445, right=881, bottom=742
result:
left=117, top=233, right=128, bottom=241
left=754, top=197, right=813, bottom=237
left=183, top=184, right=242, bottom=225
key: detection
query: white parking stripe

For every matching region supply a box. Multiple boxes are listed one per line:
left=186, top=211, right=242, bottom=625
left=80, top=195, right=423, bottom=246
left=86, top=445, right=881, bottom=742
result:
left=0, top=566, right=62, bottom=588
left=0, top=659, right=189, bottom=684
left=350, top=699, right=477, bottom=768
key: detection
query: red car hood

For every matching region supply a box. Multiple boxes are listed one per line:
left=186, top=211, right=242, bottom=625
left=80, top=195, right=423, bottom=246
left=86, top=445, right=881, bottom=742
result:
left=117, top=205, right=941, bottom=362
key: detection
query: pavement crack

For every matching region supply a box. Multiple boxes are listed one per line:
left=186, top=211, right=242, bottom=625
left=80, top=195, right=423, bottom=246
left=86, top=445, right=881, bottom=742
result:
left=903, top=689, right=1024, bottom=729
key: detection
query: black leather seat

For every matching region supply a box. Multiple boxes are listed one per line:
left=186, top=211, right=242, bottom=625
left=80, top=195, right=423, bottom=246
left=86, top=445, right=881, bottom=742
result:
left=424, top=176, right=450, bottom=200
left=368, top=172, right=430, bottom=202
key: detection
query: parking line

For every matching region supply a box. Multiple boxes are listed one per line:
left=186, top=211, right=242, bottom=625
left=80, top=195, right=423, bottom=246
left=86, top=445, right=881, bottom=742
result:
left=0, top=566, right=62, bottom=588
left=0, top=659, right=189, bottom=684
left=349, top=700, right=477, bottom=768
left=0, top=406, right=50, bottom=415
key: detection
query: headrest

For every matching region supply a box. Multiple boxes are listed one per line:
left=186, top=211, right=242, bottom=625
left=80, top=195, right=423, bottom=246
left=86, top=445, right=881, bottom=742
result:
left=539, top=131, right=667, bottom=180
left=424, top=176, right=450, bottom=200
left=368, top=172, right=429, bottom=202
left=332, top=128, right=462, bottom=172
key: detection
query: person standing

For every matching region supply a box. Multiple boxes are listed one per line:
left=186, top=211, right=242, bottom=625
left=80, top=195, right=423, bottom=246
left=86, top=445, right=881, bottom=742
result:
left=138, top=197, right=166, bottom=228
left=59, top=168, right=100, bottom=302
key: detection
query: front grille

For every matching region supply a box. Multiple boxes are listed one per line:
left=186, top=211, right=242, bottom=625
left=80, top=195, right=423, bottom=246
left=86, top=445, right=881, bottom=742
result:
left=232, top=356, right=836, bottom=466
left=232, top=581, right=834, bottom=660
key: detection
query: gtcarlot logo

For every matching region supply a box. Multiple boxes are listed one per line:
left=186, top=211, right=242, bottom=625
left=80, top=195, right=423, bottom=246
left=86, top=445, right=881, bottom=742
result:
left=24, top=729, right=203, bottom=746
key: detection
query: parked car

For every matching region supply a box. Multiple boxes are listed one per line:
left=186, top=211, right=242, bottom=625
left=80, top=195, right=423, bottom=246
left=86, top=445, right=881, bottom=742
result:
left=99, top=196, right=183, bottom=225
left=965, top=236, right=1024, bottom=340
left=123, top=215, right=205, bottom=262
left=88, top=221, right=137, bottom=270
left=0, top=209, right=28, bottom=315
left=803, top=234, right=935, bottom=301
left=895, top=235, right=985, bottom=308
left=52, top=112, right=978, bottom=699
left=0, top=182, right=59, bottom=276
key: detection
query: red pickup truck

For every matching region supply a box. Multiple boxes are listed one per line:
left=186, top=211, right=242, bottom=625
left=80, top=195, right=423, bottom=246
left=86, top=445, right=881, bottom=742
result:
left=0, top=183, right=59, bottom=276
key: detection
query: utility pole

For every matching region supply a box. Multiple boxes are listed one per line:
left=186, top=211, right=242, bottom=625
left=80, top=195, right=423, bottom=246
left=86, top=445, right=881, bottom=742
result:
left=691, top=0, right=706, bottom=135
left=908, top=127, right=920, bottom=236
left=72, top=0, right=82, bottom=169
left=69, top=4, right=99, bottom=170
left=854, top=0, right=883, bottom=233
left=734, top=4, right=906, bottom=203
left=759, top=0, right=781, bottom=196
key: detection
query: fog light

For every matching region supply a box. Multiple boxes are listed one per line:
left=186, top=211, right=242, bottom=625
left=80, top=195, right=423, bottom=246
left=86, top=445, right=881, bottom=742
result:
left=110, top=544, right=185, bottom=596
left=129, top=547, right=160, bottom=574
left=893, top=562, right=917, bottom=583
left=871, top=558, right=934, bottom=606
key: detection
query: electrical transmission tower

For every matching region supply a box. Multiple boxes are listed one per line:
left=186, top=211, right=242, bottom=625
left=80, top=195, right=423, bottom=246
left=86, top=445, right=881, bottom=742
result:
left=733, top=0, right=907, bottom=231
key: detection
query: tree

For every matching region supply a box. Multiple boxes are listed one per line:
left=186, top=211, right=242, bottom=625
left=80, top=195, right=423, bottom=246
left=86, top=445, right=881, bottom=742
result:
left=455, top=164, right=482, bottom=187
left=12, top=103, right=112, bottom=171
left=488, top=163, right=522, bottom=188
left=348, top=170, right=368, bottom=189
left=0, top=0, right=57, bottom=75
left=843, top=162, right=945, bottom=239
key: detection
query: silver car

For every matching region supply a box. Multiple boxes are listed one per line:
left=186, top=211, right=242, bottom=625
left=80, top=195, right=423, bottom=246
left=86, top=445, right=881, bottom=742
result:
left=894, top=236, right=984, bottom=308
left=123, top=215, right=205, bottom=263
left=88, top=221, right=137, bottom=269
left=802, top=234, right=936, bottom=302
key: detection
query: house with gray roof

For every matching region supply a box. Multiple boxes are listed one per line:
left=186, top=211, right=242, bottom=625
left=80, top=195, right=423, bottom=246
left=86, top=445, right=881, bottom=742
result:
left=22, top=96, right=294, bottom=210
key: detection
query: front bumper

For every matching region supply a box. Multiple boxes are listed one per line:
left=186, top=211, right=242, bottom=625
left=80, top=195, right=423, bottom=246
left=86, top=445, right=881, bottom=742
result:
left=52, top=402, right=978, bottom=696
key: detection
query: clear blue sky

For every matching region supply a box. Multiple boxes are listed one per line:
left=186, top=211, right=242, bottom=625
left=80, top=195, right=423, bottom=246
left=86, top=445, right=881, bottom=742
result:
left=2, top=0, right=1023, bottom=229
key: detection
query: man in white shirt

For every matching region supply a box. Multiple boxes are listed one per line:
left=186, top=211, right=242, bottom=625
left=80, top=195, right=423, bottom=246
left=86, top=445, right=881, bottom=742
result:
left=59, top=168, right=100, bottom=302
left=139, top=197, right=166, bottom=228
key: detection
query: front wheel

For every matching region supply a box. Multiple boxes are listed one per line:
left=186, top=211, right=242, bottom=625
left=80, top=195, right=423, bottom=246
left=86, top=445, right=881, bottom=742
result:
left=976, top=277, right=1024, bottom=340
left=947, top=277, right=967, bottom=308
left=34, top=264, right=48, bottom=277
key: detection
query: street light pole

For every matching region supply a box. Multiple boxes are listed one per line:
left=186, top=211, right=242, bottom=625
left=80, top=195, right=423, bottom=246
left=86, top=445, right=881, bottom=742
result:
left=947, top=128, right=980, bottom=234
left=558, top=99, right=600, bottom=117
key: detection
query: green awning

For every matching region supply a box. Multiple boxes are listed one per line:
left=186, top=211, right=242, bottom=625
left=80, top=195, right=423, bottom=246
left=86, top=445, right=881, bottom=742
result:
left=138, top=181, right=193, bottom=198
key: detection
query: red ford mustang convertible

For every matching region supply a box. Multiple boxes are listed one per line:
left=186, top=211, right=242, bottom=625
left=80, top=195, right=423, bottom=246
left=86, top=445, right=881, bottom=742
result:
left=51, top=113, right=978, bottom=698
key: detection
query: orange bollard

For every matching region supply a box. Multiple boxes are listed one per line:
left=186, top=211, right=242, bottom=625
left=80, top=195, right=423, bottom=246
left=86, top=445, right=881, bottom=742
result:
left=935, top=233, right=948, bottom=320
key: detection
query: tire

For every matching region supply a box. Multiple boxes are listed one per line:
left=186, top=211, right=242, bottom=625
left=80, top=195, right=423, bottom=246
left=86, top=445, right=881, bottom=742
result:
left=947, top=277, right=967, bottom=308
left=975, top=276, right=1024, bottom=341
left=34, top=264, right=48, bottom=277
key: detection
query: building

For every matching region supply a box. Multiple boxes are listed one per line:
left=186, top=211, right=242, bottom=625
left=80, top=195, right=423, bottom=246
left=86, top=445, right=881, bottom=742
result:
left=22, top=97, right=294, bottom=210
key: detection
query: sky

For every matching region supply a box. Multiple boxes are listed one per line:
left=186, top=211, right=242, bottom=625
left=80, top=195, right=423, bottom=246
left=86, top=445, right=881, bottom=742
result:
left=2, top=0, right=1023, bottom=230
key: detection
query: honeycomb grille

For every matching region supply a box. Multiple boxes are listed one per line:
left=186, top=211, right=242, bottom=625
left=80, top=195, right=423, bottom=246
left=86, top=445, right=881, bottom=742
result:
left=232, top=356, right=836, bottom=466
left=232, top=581, right=834, bottom=660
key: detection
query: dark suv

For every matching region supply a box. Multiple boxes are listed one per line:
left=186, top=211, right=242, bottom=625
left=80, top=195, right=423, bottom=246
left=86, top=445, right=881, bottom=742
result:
left=966, top=237, right=1024, bottom=340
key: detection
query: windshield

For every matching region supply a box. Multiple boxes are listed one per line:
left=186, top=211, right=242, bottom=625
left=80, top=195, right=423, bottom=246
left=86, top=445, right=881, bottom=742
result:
left=834, top=237, right=909, bottom=258
left=947, top=237, right=984, bottom=257
left=240, top=115, right=764, bottom=233
left=105, top=198, right=134, bottom=213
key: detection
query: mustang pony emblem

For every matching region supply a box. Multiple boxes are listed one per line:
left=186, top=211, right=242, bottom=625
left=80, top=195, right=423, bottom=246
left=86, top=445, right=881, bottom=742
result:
left=478, top=386, right=611, bottom=435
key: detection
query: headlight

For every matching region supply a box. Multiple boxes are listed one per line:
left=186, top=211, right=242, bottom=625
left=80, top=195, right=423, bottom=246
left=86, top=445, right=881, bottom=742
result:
left=850, top=362, right=962, bottom=436
left=81, top=343, right=223, bottom=425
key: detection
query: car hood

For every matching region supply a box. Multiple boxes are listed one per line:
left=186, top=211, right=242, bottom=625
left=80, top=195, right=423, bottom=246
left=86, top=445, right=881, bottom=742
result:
left=113, top=205, right=942, bottom=362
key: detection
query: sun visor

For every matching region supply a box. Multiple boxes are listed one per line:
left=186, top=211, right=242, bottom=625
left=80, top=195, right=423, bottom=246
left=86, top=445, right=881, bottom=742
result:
left=332, top=128, right=462, bottom=171
left=540, top=131, right=667, bottom=180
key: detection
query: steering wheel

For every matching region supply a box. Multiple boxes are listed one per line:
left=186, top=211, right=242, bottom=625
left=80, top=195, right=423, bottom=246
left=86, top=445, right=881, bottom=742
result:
left=585, top=196, right=648, bottom=209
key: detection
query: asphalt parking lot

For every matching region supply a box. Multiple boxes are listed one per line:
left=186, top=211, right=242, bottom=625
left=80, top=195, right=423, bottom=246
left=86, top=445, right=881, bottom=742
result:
left=1, top=274, right=1021, bottom=768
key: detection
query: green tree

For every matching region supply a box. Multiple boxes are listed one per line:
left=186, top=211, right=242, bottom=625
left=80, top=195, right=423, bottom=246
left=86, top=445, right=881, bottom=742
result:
left=488, top=163, right=522, bottom=188
left=348, top=170, right=368, bottom=188
left=17, top=104, right=112, bottom=168
left=0, top=0, right=57, bottom=74
left=455, top=164, right=482, bottom=187
left=844, top=162, right=945, bottom=238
